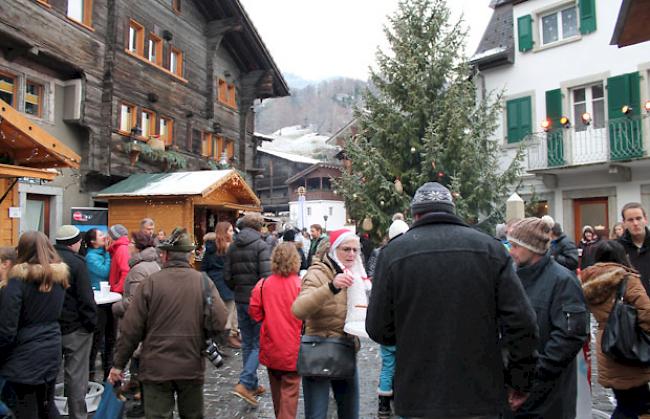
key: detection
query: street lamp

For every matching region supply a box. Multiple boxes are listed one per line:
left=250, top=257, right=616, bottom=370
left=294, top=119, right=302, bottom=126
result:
left=323, top=214, right=328, bottom=232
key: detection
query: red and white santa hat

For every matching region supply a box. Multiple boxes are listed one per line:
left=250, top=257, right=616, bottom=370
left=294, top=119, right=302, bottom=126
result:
left=329, top=229, right=356, bottom=250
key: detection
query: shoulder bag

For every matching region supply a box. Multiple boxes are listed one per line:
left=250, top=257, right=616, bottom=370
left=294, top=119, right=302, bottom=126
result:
left=601, top=276, right=650, bottom=365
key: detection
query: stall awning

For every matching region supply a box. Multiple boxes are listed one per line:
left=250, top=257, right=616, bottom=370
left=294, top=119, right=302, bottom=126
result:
left=0, top=98, right=81, bottom=170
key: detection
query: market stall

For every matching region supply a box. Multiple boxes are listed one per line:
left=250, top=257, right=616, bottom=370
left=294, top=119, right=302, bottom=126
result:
left=0, top=99, right=81, bottom=246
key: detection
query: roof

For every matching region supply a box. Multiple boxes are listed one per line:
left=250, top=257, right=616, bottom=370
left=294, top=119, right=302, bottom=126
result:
left=285, top=163, right=343, bottom=185
left=611, top=0, right=650, bottom=47
left=256, top=147, right=321, bottom=165
left=0, top=98, right=80, bottom=172
left=95, top=170, right=255, bottom=199
left=253, top=132, right=275, bottom=142
left=470, top=1, right=515, bottom=70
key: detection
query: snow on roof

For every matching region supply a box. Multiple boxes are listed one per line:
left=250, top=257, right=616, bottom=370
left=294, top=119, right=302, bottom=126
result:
left=253, top=132, right=275, bottom=142
left=256, top=147, right=321, bottom=164
left=96, top=170, right=235, bottom=197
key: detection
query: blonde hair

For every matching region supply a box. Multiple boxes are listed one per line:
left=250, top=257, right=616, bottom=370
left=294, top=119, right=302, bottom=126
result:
left=271, top=242, right=300, bottom=277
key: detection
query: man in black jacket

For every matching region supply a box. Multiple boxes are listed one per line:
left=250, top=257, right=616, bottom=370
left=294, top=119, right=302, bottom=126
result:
left=54, top=225, right=97, bottom=419
left=224, top=213, right=271, bottom=406
left=508, top=218, right=588, bottom=419
left=618, top=202, right=650, bottom=293
left=367, top=182, right=539, bottom=419
left=550, top=223, right=579, bottom=272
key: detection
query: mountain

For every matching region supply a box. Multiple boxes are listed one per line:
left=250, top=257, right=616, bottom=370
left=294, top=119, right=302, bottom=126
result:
left=254, top=77, right=367, bottom=135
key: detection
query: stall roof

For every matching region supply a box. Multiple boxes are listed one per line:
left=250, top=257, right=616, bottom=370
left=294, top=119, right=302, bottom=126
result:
left=0, top=99, right=81, bottom=171
left=96, top=169, right=259, bottom=202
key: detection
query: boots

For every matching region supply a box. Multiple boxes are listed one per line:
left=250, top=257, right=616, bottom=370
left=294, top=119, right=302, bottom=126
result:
left=378, top=395, right=392, bottom=418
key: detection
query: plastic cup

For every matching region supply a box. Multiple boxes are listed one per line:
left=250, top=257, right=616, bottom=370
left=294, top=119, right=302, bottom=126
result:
left=100, top=282, right=110, bottom=296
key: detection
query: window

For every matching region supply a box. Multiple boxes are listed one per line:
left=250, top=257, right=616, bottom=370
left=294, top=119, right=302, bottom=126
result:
left=228, top=84, right=237, bottom=109
left=572, top=83, right=605, bottom=131
left=119, top=103, right=136, bottom=133
left=141, top=109, right=155, bottom=138
left=322, top=177, right=331, bottom=190
left=202, top=132, right=213, bottom=157
left=0, top=71, right=17, bottom=106
left=159, top=116, right=173, bottom=145
left=148, top=34, right=162, bottom=66
left=128, top=20, right=145, bottom=56
left=506, top=96, right=532, bottom=143
left=67, top=0, right=93, bottom=27
left=217, top=78, right=237, bottom=109
left=307, top=178, right=320, bottom=190
left=172, top=0, right=181, bottom=13
left=24, top=81, right=43, bottom=117
left=540, top=6, right=578, bottom=45
left=225, top=139, right=234, bottom=159
left=169, top=47, right=183, bottom=77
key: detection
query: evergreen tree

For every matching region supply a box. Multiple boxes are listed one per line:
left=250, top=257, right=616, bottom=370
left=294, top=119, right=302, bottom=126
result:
left=335, top=0, right=523, bottom=238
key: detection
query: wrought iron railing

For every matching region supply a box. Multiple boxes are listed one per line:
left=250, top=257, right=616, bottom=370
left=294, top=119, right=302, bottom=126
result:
left=526, top=115, right=648, bottom=170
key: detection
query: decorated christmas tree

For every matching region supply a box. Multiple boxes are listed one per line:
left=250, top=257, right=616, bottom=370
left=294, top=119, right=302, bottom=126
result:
left=335, top=0, right=523, bottom=238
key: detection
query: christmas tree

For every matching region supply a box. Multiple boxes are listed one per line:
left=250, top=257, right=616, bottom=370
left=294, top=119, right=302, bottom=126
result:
left=335, top=0, right=523, bottom=238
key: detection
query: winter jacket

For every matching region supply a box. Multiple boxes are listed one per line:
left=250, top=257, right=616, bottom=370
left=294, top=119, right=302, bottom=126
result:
left=579, top=238, right=599, bottom=271
left=112, top=247, right=160, bottom=319
left=581, top=263, right=650, bottom=390
left=108, top=236, right=131, bottom=294
left=550, top=234, right=579, bottom=272
left=0, top=263, right=68, bottom=385
left=113, top=259, right=228, bottom=383
left=55, top=244, right=97, bottom=335
left=292, top=255, right=348, bottom=338
left=224, top=228, right=272, bottom=304
left=366, top=212, right=539, bottom=419
left=201, top=240, right=234, bottom=301
left=249, top=273, right=302, bottom=371
left=307, top=235, right=326, bottom=267
left=514, top=252, right=588, bottom=419
left=366, top=247, right=381, bottom=278
left=619, top=228, right=650, bottom=294
left=85, top=247, right=111, bottom=291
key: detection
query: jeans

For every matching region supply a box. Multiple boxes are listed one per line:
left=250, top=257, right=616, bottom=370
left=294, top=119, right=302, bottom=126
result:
left=378, top=345, right=396, bottom=396
left=236, top=303, right=261, bottom=390
left=612, top=384, right=650, bottom=418
left=143, top=380, right=203, bottom=419
left=8, top=380, right=60, bottom=419
left=62, top=329, right=93, bottom=419
left=90, top=304, right=117, bottom=380
left=302, top=368, right=359, bottom=419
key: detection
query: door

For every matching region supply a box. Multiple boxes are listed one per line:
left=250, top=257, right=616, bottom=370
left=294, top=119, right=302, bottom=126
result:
left=573, top=197, right=608, bottom=242
left=571, top=83, right=608, bottom=164
left=25, top=194, right=51, bottom=237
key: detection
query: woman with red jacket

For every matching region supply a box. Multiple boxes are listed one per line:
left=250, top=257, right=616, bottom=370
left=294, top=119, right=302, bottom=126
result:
left=249, top=243, right=302, bottom=419
left=108, top=224, right=131, bottom=294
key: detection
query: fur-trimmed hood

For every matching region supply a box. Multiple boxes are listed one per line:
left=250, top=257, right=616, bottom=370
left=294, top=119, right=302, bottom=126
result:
left=8, top=262, right=69, bottom=287
left=581, top=262, right=638, bottom=305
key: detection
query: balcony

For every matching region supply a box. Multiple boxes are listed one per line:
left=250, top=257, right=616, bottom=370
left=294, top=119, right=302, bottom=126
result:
left=527, top=115, right=648, bottom=171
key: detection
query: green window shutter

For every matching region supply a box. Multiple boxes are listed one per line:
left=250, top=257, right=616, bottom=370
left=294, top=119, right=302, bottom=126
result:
left=517, top=15, right=533, bottom=52
left=579, top=0, right=597, bottom=34
left=607, top=72, right=642, bottom=159
left=506, top=96, right=532, bottom=143
left=545, top=89, right=562, bottom=130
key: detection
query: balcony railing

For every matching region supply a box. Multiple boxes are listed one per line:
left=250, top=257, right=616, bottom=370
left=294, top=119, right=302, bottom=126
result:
left=527, top=115, right=648, bottom=170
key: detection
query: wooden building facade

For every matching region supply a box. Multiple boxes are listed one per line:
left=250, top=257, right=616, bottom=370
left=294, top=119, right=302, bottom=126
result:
left=0, top=0, right=287, bottom=237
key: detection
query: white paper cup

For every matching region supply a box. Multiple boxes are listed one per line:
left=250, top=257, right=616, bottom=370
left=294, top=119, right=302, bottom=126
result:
left=100, top=282, right=110, bottom=296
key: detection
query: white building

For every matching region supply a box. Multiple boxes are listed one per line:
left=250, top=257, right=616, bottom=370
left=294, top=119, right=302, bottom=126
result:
left=472, top=0, right=650, bottom=241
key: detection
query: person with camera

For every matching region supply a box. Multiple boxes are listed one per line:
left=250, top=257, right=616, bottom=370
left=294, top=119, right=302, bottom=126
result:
left=108, top=227, right=227, bottom=417
left=581, top=240, right=650, bottom=418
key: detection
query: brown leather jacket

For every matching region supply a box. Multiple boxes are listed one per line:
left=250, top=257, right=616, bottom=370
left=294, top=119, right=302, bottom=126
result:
left=113, top=260, right=227, bottom=383
left=292, top=255, right=347, bottom=338
left=581, top=262, right=650, bottom=390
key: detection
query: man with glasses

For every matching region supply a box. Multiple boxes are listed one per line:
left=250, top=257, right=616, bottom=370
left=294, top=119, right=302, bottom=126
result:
left=367, top=182, right=539, bottom=419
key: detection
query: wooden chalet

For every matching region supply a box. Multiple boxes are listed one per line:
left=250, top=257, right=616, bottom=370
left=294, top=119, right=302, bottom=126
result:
left=0, top=98, right=81, bottom=245
left=95, top=169, right=260, bottom=247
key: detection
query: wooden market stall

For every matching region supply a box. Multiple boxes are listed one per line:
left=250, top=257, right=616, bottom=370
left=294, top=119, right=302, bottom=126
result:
left=95, top=170, right=261, bottom=247
left=0, top=99, right=81, bottom=246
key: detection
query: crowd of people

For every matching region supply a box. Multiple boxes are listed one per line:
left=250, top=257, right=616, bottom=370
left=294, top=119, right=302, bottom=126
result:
left=2, top=188, right=650, bottom=418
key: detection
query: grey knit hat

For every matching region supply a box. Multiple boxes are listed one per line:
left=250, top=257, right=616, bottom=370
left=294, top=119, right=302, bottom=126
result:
left=108, top=224, right=129, bottom=240
left=410, top=182, right=455, bottom=215
left=507, top=217, right=551, bottom=254
left=55, top=225, right=81, bottom=246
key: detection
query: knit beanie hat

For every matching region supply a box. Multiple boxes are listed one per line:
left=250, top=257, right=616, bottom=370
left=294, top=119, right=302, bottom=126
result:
left=411, top=182, right=455, bottom=215
left=283, top=229, right=296, bottom=242
left=507, top=217, right=551, bottom=254
left=388, top=219, right=409, bottom=240
left=55, top=225, right=81, bottom=246
left=108, top=224, right=129, bottom=240
left=132, top=231, right=154, bottom=250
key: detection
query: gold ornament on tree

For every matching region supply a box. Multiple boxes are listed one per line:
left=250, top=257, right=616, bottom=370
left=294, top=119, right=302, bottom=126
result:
left=394, top=178, right=403, bottom=194
left=362, top=217, right=373, bottom=231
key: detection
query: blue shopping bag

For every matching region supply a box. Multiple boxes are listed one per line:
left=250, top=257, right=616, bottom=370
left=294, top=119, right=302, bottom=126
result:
left=94, top=382, right=125, bottom=419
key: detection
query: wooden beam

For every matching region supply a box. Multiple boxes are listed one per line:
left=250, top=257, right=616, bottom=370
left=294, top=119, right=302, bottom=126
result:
left=206, top=18, right=243, bottom=39
left=0, top=163, right=57, bottom=180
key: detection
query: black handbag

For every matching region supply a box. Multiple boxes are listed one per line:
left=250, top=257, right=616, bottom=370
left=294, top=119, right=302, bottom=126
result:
left=601, top=276, right=650, bottom=365
left=296, top=334, right=356, bottom=379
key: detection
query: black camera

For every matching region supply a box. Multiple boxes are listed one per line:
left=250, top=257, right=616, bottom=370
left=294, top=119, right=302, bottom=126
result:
left=204, top=339, right=224, bottom=368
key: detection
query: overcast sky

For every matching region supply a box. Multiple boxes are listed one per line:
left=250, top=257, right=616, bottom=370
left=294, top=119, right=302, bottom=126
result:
left=239, top=0, right=493, bottom=81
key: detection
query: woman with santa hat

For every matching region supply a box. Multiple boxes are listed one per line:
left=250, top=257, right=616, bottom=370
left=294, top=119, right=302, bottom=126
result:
left=292, top=228, right=366, bottom=419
